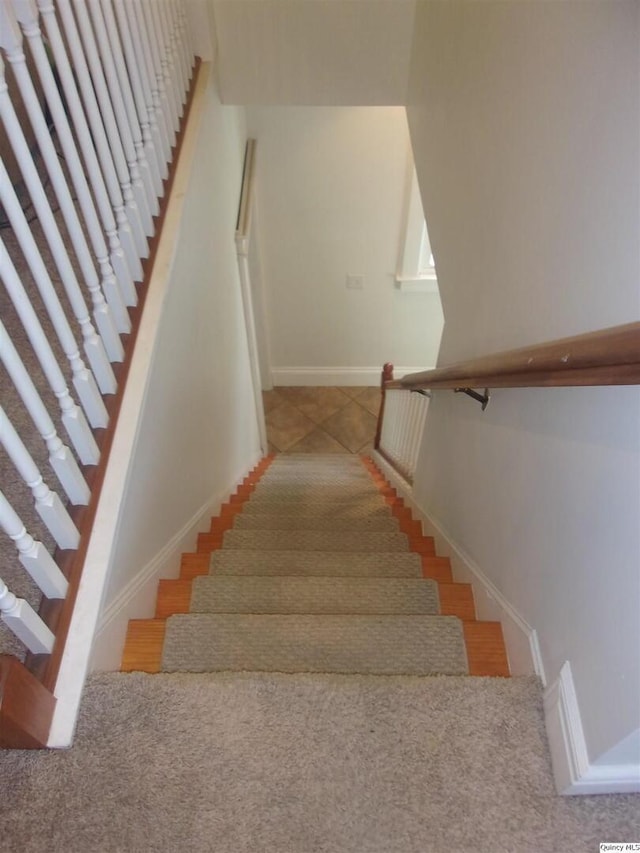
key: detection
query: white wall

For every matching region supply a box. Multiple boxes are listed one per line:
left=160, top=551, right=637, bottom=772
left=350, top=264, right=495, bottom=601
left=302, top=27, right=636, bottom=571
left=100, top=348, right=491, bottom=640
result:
left=246, top=106, right=444, bottom=385
left=212, top=0, right=416, bottom=106
left=406, top=0, right=640, bottom=781
left=91, top=71, right=261, bottom=668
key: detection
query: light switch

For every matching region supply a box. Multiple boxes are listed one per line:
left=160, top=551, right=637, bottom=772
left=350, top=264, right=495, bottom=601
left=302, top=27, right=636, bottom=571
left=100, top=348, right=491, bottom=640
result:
left=346, top=274, right=364, bottom=290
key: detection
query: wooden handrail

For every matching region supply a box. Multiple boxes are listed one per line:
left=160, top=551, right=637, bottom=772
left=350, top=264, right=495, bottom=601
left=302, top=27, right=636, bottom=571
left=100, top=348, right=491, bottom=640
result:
left=393, top=322, right=640, bottom=391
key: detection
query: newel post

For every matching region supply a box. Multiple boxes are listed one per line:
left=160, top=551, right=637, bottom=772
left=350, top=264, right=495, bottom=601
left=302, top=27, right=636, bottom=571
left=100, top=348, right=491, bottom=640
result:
left=374, top=362, right=394, bottom=450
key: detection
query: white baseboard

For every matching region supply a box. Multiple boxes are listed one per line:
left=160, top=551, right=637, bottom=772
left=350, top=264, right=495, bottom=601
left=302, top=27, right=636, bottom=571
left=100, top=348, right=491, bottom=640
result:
left=371, top=450, right=544, bottom=681
left=89, top=491, right=220, bottom=672
left=271, top=366, right=430, bottom=387
left=544, top=662, right=640, bottom=795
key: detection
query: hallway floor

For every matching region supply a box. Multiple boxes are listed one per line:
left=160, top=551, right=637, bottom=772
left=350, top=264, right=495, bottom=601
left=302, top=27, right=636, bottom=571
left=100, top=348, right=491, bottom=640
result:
left=262, top=386, right=381, bottom=454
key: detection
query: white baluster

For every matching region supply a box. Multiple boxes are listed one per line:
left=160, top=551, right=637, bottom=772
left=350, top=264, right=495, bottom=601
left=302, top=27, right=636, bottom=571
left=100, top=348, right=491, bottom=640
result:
left=0, top=493, right=69, bottom=601
left=12, top=0, right=132, bottom=328
left=173, top=0, right=194, bottom=92
left=136, top=0, right=176, bottom=148
left=0, top=577, right=55, bottom=654
left=157, top=0, right=184, bottom=118
left=177, top=0, right=195, bottom=74
left=86, top=0, right=155, bottom=233
left=35, top=0, right=136, bottom=305
left=0, top=408, right=80, bottom=550
left=0, top=15, right=130, bottom=340
left=62, top=0, right=149, bottom=258
left=0, top=160, right=117, bottom=405
left=98, top=0, right=160, bottom=214
left=0, top=241, right=99, bottom=466
left=54, top=0, right=143, bottom=283
left=163, top=0, right=188, bottom=104
left=0, top=321, right=90, bottom=506
left=144, top=0, right=181, bottom=134
left=121, top=0, right=171, bottom=171
left=111, top=0, right=163, bottom=196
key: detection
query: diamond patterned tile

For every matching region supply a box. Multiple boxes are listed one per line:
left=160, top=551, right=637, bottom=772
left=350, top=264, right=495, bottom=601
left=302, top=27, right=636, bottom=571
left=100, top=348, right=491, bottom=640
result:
left=287, top=428, right=350, bottom=454
left=275, top=387, right=350, bottom=424
left=356, top=387, right=382, bottom=416
left=338, top=386, right=371, bottom=400
left=321, top=400, right=378, bottom=453
left=265, top=402, right=315, bottom=451
left=262, top=389, right=287, bottom=415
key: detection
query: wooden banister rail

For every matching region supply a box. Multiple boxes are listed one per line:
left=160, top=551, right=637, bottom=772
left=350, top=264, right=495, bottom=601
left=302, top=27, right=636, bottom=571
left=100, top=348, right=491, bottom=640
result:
left=391, top=322, right=640, bottom=391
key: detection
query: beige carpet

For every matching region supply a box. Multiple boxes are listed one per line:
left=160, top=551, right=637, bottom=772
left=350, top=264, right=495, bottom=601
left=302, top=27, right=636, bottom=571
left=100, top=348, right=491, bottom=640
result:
left=1, top=671, right=638, bottom=852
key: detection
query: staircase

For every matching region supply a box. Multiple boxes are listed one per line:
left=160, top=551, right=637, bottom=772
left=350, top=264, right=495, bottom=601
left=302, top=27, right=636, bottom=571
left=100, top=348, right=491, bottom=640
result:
left=122, top=455, right=509, bottom=677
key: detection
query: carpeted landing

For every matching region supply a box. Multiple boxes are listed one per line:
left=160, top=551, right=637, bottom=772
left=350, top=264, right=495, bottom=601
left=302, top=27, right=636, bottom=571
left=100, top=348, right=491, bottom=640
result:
left=2, top=672, right=638, bottom=853
left=159, top=454, right=469, bottom=676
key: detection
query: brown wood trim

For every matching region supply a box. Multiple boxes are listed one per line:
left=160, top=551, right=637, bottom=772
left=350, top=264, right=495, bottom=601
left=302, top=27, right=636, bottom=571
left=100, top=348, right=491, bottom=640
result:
left=438, top=583, right=476, bottom=621
left=463, top=622, right=510, bottom=677
left=121, top=620, right=166, bottom=674
left=0, top=656, right=56, bottom=748
left=23, top=60, right=204, bottom=694
left=395, top=322, right=640, bottom=391
left=373, top=362, right=394, bottom=449
left=156, top=579, right=193, bottom=618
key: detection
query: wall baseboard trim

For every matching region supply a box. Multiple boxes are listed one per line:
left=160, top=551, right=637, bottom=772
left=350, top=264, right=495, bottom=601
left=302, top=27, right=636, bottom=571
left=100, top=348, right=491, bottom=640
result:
left=544, top=662, right=640, bottom=795
left=271, top=366, right=431, bottom=387
left=371, top=450, right=544, bottom=681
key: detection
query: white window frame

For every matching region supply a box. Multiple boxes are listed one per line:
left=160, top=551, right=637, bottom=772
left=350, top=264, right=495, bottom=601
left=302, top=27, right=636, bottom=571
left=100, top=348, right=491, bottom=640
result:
left=395, top=166, right=438, bottom=293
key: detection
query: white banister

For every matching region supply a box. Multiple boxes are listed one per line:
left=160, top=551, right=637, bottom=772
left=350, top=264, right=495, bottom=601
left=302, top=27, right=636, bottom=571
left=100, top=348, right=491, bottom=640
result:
left=379, top=388, right=429, bottom=483
left=137, top=0, right=176, bottom=148
left=98, top=0, right=160, bottom=213
left=64, top=0, right=149, bottom=259
left=35, top=0, right=137, bottom=305
left=86, top=0, right=155, bottom=234
left=0, top=492, right=69, bottom=601
left=0, top=9, right=131, bottom=340
left=0, top=320, right=90, bottom=507
left=0, top=577, right=55, bottom=654
left=0, top=238, right=99, bottom=466
left=121, top=0, right=172, bottom=169
left=156, top=0, right=183, bottom=117
left=145, top=0, right=181, bottom=134
left=54, top=0, right=143, bottom=286
left=0, top=408, right=80, bottom=551
left=0, top=160, right=114, bottom=419
left=176, top=0, right=194, bottom=78
left=110, top=0, right=163, bottom=195
left=12, top=0, right=131, bottom=335
left=163, top=0, right=187, bottom=105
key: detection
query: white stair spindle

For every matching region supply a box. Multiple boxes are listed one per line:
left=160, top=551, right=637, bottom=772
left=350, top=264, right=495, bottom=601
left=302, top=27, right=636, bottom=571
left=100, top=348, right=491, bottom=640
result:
left=122, top=0, right=171, bottom=170
left=163, top=0, right=188, bottom=103
left=171, top=0, right=193, bottom=95
left=144, top=0, right=181, bottom=134
left=0, top=159, right=116, bottom=405
left=64, top=0, right=149, bottom=258
left=97, top=0, right=159, bottom=216
left=0, top=577, right=55, bottom=654
left=0, top=240, right=99, bottom=466
left=13, top=0, right=132, bottom=328
left=0, top=493, right=69, bottom=601
left=157, top=0, right=184, bottom=117
left=0, top=321, right=90, bottom=506
left=177, top=0, right=195, bottom=72
left=54, top=0, right=143, bottom=284
left=137, top=0, right=176, bottom=148
left=35, top=0, right=136, bottom=305
left=86, top=0, right=154, bottom=234
left=111, top=0, right=163, bottom=196
left=0, top=14, right=130, bottom=342
left=0, top=408, right=80, bottom=551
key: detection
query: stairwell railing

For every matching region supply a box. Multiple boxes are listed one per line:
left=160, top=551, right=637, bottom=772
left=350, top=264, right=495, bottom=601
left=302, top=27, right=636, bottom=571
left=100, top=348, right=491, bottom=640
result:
left=0, top=0, right=197, bottom=748
left=375, top=322, right=640, bottom=483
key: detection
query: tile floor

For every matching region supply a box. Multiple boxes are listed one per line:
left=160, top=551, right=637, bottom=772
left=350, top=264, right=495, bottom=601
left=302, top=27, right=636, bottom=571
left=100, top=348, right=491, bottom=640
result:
left=263, top=387, right=382, bottom=455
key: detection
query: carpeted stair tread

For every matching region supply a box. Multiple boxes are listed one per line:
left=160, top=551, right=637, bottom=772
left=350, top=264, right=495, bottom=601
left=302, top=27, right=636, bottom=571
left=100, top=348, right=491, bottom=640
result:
left=209, top=550, right=424, bottom=577
left=161, top=613, right=468, bottom=675
left=240, top=500, right=391, bottom=520
left=249, top=484, right=381, bottom=502
left=222, top=529, right=410, bottom=552
left=190, top=576, right=439, bottom=615
left=232, top=514, right=399, bottom=532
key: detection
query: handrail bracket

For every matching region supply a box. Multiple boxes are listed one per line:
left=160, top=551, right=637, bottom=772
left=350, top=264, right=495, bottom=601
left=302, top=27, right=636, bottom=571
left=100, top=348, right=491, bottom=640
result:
left=454, top=387, right=491, bottom=410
